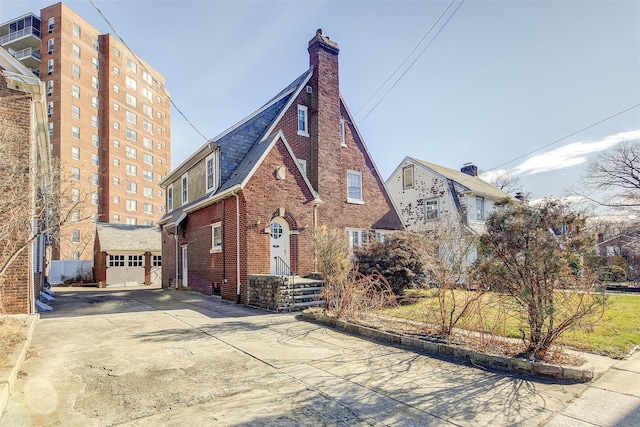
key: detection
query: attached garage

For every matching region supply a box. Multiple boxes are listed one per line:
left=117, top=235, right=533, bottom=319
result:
left=93, top=223, right=162, bottom=286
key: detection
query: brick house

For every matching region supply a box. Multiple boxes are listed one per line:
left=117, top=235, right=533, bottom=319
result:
left=93, top=223, right=162, bottom=287
left=159, top=30, right=403, bottom=302
left=0, top=47, right=52, bottom=314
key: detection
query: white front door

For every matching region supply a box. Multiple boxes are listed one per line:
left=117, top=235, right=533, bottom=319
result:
left=269, top=217, right=290, bottom=274
left=181, top=245, right=188, bottom=288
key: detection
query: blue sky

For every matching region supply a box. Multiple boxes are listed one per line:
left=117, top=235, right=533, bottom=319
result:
left=2, top=0, right=639, bottom=204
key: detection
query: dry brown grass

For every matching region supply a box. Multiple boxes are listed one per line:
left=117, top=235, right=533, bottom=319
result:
left=0, top=317, right=26, bottom=368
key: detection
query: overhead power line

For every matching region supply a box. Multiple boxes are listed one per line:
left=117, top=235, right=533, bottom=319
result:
left=89, top=0, right=210, bottom=143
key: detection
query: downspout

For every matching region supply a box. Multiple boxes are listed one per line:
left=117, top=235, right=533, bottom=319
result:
left=221, top=198, right=225, bottom=284
left=29, top=104, right=37, bottom=314
left=233, top=192, right=241, bottom=303
left=174, top=227, right=179, bottom=289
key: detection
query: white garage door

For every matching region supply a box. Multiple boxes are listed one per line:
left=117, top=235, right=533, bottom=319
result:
left=106, top=254, right=145, bottom=286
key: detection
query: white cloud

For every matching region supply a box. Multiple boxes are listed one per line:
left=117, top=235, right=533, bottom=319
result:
left=512, top=130, right=640, bottom=176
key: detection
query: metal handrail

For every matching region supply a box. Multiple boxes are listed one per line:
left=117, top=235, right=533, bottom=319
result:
left=273, top=256, right=294, bottom=276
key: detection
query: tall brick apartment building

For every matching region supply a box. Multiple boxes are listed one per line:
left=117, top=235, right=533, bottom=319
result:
left=0, top=47, right=51, bottom=314
left=159, top=30, right=403, bottom=303
left=0, top=2, right=171, bottom=261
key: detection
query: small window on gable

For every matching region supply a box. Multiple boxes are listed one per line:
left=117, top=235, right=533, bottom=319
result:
left=297, top=105, right=309, bottom=137
left=167, top=184, right=174, bottom=212
left=347, top=170, right=363, bottom=204
left=211, top=222, right=222, bottom=252
left=402, top=165, right=414, bottom=189
left=298, top=159, right=307, bottom=176
left=181, top=173, right=188, bottom=204
left=425, top=198, right=440, bottom=221
left=476, top=196, right=485, bottom=220
left=206, top=152, right=218, bottom=192
left=340, top=119, right=346, bottom=147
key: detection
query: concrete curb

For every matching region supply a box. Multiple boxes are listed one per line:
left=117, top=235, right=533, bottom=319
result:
left=302, top=310, right=595, bottom=382
left=0, top=313, right=39, bottom=420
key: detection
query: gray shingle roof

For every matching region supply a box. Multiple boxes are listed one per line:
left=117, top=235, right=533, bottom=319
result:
left=96, top=223, right=161, bottom=252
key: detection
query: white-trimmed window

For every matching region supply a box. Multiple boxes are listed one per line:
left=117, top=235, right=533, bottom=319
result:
left=113, top=214, right=120, bottom=223
left=92, top=96, right=99, bottom=108
left=126, top=93, right=136, bottom=107
left=297, top=105, right=309, bottom=137
left=92, top=192, right=98, bottom=205
left=143, top=137, right=153, bottom=150
left=126, top=181, right=137, bottom=194
left=113, top=66, right=120, bottom=75
left=72, top=84, right=80, bottom=98
left=142, top=87, right=152, bottom=102
left=71, top=64, right=80, bottom=78
left=92, top=76, right=99, bottom=90
left=47, top=59, right=54, bottom=74
left=126, top=217, right=138, bottom=225
left=167, top=184, right=173, bottom=211
left=114, top=158, right=120, bottom=167
left=126, top=128, right=137, bottom=142
left=114, top=177, right=120, bottom=185
left=71, top=145, right=80, bottom=160
left=71, top=209, right=80, bottom=222
left=71, top=188, right=80, bottom=202
left=114, top=195, right=120, bottom=204
left=91, top=114, right=99, bottom=128
left=92, top=38, right=99, bottom=51
left=71, top=230, right=80, bottom=243
left=47, top=38, right=54, bottom=54
left=92, top=134, right=99, bottom=147
left=206, top=152, right=218, bottom=192
left=144, top=153, right=153, bottom=165
left=72, top=43, right=80, bottom=59
left=48, top=17, right=54, bottom=33
left=126, top=58, right=137, bottom=73
left=126, top=163, right=137, bottom=176
left=71, top=167, right=80, bottom=180
left=114, top=84, right=120, bottom=93
left=126, top=199, right=137, bottom=212
left=71, top=104, right=79, bottom=119
left=298, top=159, right=307, bottom=176
left=47, top=101, right=53, bottom=117
left=92, top=153, right=99, bottom=167
left=92, top=173, right=99, bottom=186
left=72, top=23, right=81, bottom=38
left=72, top=126, right=80, bottom=139
left=476, top=196, right=485, bottom=220
left=126, top=75, right=137, bottom=90
left=113, top=47, right=120, bottom=57
left=402, top=165, right=414, bottom=189
left=143, top=119, right=153, bottom=133
left=72, top=251, right=80, bottom=260
left=125, top=145, right=137, bottom=159
left=143, top=186, right=153, bottom=198
left=346, top=228, right=368, bottom=250
left=143, top=104, right=153, bottom=117
left=144, top=203, right=153, bottom=214
left=424, top=198, right=440, bottom=221
left=211, top=222, right=222, bottom=252
left=47, top=80, right=54, bottom=96
left=92, top=57, right=99, bottom=71
left=181, top=173, right=188, bottom=204
left=143, top=170, right=153, bottom=181
left=347, top=170, right=363, bottom=204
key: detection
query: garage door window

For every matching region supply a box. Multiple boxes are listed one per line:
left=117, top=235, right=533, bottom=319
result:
left=152, top=255, right=162, bottom=266
left=128, top=255, right=143, bottom=267
left=109, top=255, right=125, bottom=267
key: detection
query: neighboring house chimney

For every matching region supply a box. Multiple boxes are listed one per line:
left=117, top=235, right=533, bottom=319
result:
left=308, top=29, right=343, bottom=223
left=461, top=163, right=478, bottom=177
left=515, top=192, right=525, bottom=201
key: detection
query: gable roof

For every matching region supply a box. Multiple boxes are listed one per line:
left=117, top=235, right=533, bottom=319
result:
left=410, top=158, right=511, bottom=200
left=95, top=223, right=161, bottom=252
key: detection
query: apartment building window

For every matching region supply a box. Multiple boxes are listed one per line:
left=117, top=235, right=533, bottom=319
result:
left=157, top=127, right=162, bottom=135
left=92, top=134, right=99, bottom=147
left=92, top=213, right=98, bottom=223
left=92, top=76, right=99, bottom=89
left=143, top=104, right=153, bottom=117
left=143, top=153, right=153, bottom=165
left=47, top=80, right=53, bottom=96
left=211, top=222, right=222, bottom=252
left=113, top=47, right=120, bottom=57
left=142, top=120, right=152, bottom=134
left=113, top=140, right=120, bottom=148
left=126, top=128, right=137, bottom=142
left=72, top=126, right=80, bottom=139
left=126, top=110, right=137, bottom=124
left=71, top=188, right=80, bottom=202
left=126, top=76, right=137, bottom=90
left=126, top=58, right=137, bottom=73
left=114, top=177, right=120, bottom=185
left=113, top=214, right=120, bottom=223
left=125, top=93, right=136, bottom=107
left=143, top=137, right=152, bottom=150
left=92, top=173, right=99, bottom=186
left=144, top=219, right=154, bottom=226
left=157, top=143, right=162, bottom=150
left=71, top=146, right=80, bottom=160
left=141, top=171, right=152, bottom=183
left=48, top=17, right=54, bottom=33
left=181, top=173, right=188, bottom=204
left=48, top=123, right=53, bottom=138
left=347, top=170, right=363, bottom=203
left=113, top=66, right=120, bottom=75
left=424, top=198, right=440, bottom=221
left=71, top=210, right=80, bottom=222
left=114, top=122, right=120, bottom=130
left=167, top=185, right=173, bottom=211
left=157, top=111, right=162, bottom=119
left=114, top=84, right=120, bottom=93
left=47, top=59, right=54, bottom=74
left=297, top=105, right=309, bottom=137
left=71, top=64, right=80, bottom=78
left=142, top=70, right=152, bottom=85
left=92, top=192, right=98, bottom=205
left=157, top=205, right=163, bottom=213
left=476, top=196, right=485, bottom=220
left=113, top=103, right=120, bottom=111
left=72, top=251, right=80, bottom=260
left=206, top=152, right=218, bottom=192
left=143, top=186, right=153, bottom=198
left=144, top=203, right=153, bottom=214
left=126, top=217, right=138, bottom=225
left=91, top=96, right=99, bottom=108
left=92, top=38, right=99, bottom=51
left=47, top=38, right=54, bottom=54
left=72, top=23, right=81, bottom=38
left=402, top=165, right=414, bottom=189
left=126, top=181, right=137, bottom=194
left=72, top=84, right=80, bottom=98
left=114, top=195, right=120, bottom=204
left=142, top=87, right=152, bottom=102
left=91, top=114, right=99, bottom=128
left=92, top=153, right=99, bottom=167
left=71, top=167, right=80, bottom=180
left=126, top=199, right=137, bottom=212
left=126, top=163, right=137, bottom=176
left=72, top=44, right=80, bottom=59
left=114, top=158, right=120, bottom=167
left=91, top=57, right=99, bottom=71
left=47, top=102, right=53, bottom=117
left=71, top=230, right=80, bottom=243
left=125, top=146, right=137, bottom=159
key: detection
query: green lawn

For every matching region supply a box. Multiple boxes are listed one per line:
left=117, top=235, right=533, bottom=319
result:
left=379, top=290, right=640, bottom=358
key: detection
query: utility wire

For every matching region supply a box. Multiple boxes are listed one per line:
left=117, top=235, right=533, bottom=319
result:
left=89, top=0, right=210, bottom=143
left=354, top=0, right=459, bottom=117
left=359, top=0, right=466, bottom=123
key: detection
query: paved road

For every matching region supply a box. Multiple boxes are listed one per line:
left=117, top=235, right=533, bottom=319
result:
left=0, top=286, right=630, bottom=426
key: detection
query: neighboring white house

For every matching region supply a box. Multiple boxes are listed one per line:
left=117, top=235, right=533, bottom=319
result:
left=386, top=157, right=511, bottom=240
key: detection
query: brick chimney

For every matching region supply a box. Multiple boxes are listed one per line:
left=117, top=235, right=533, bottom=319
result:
left=308, top=29, right=343, bottom=223
left=461, top=163, right=478, bottom=177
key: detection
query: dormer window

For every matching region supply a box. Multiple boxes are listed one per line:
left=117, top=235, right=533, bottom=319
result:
left=297, top=105, right=309, bottom=137
left=206, top=151, right=219, bottom=192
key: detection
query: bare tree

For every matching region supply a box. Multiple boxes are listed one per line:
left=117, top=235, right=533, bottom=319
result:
left=480, top=170, right=523, bottom=196
left=580, top=141, right=640, bottom=213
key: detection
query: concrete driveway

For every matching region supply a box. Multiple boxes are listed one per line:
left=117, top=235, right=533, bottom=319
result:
left=0, top=286, right=603, bottom=426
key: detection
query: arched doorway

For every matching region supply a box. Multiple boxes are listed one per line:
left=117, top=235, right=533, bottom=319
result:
left=269, top=217, right=290, bottom=274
